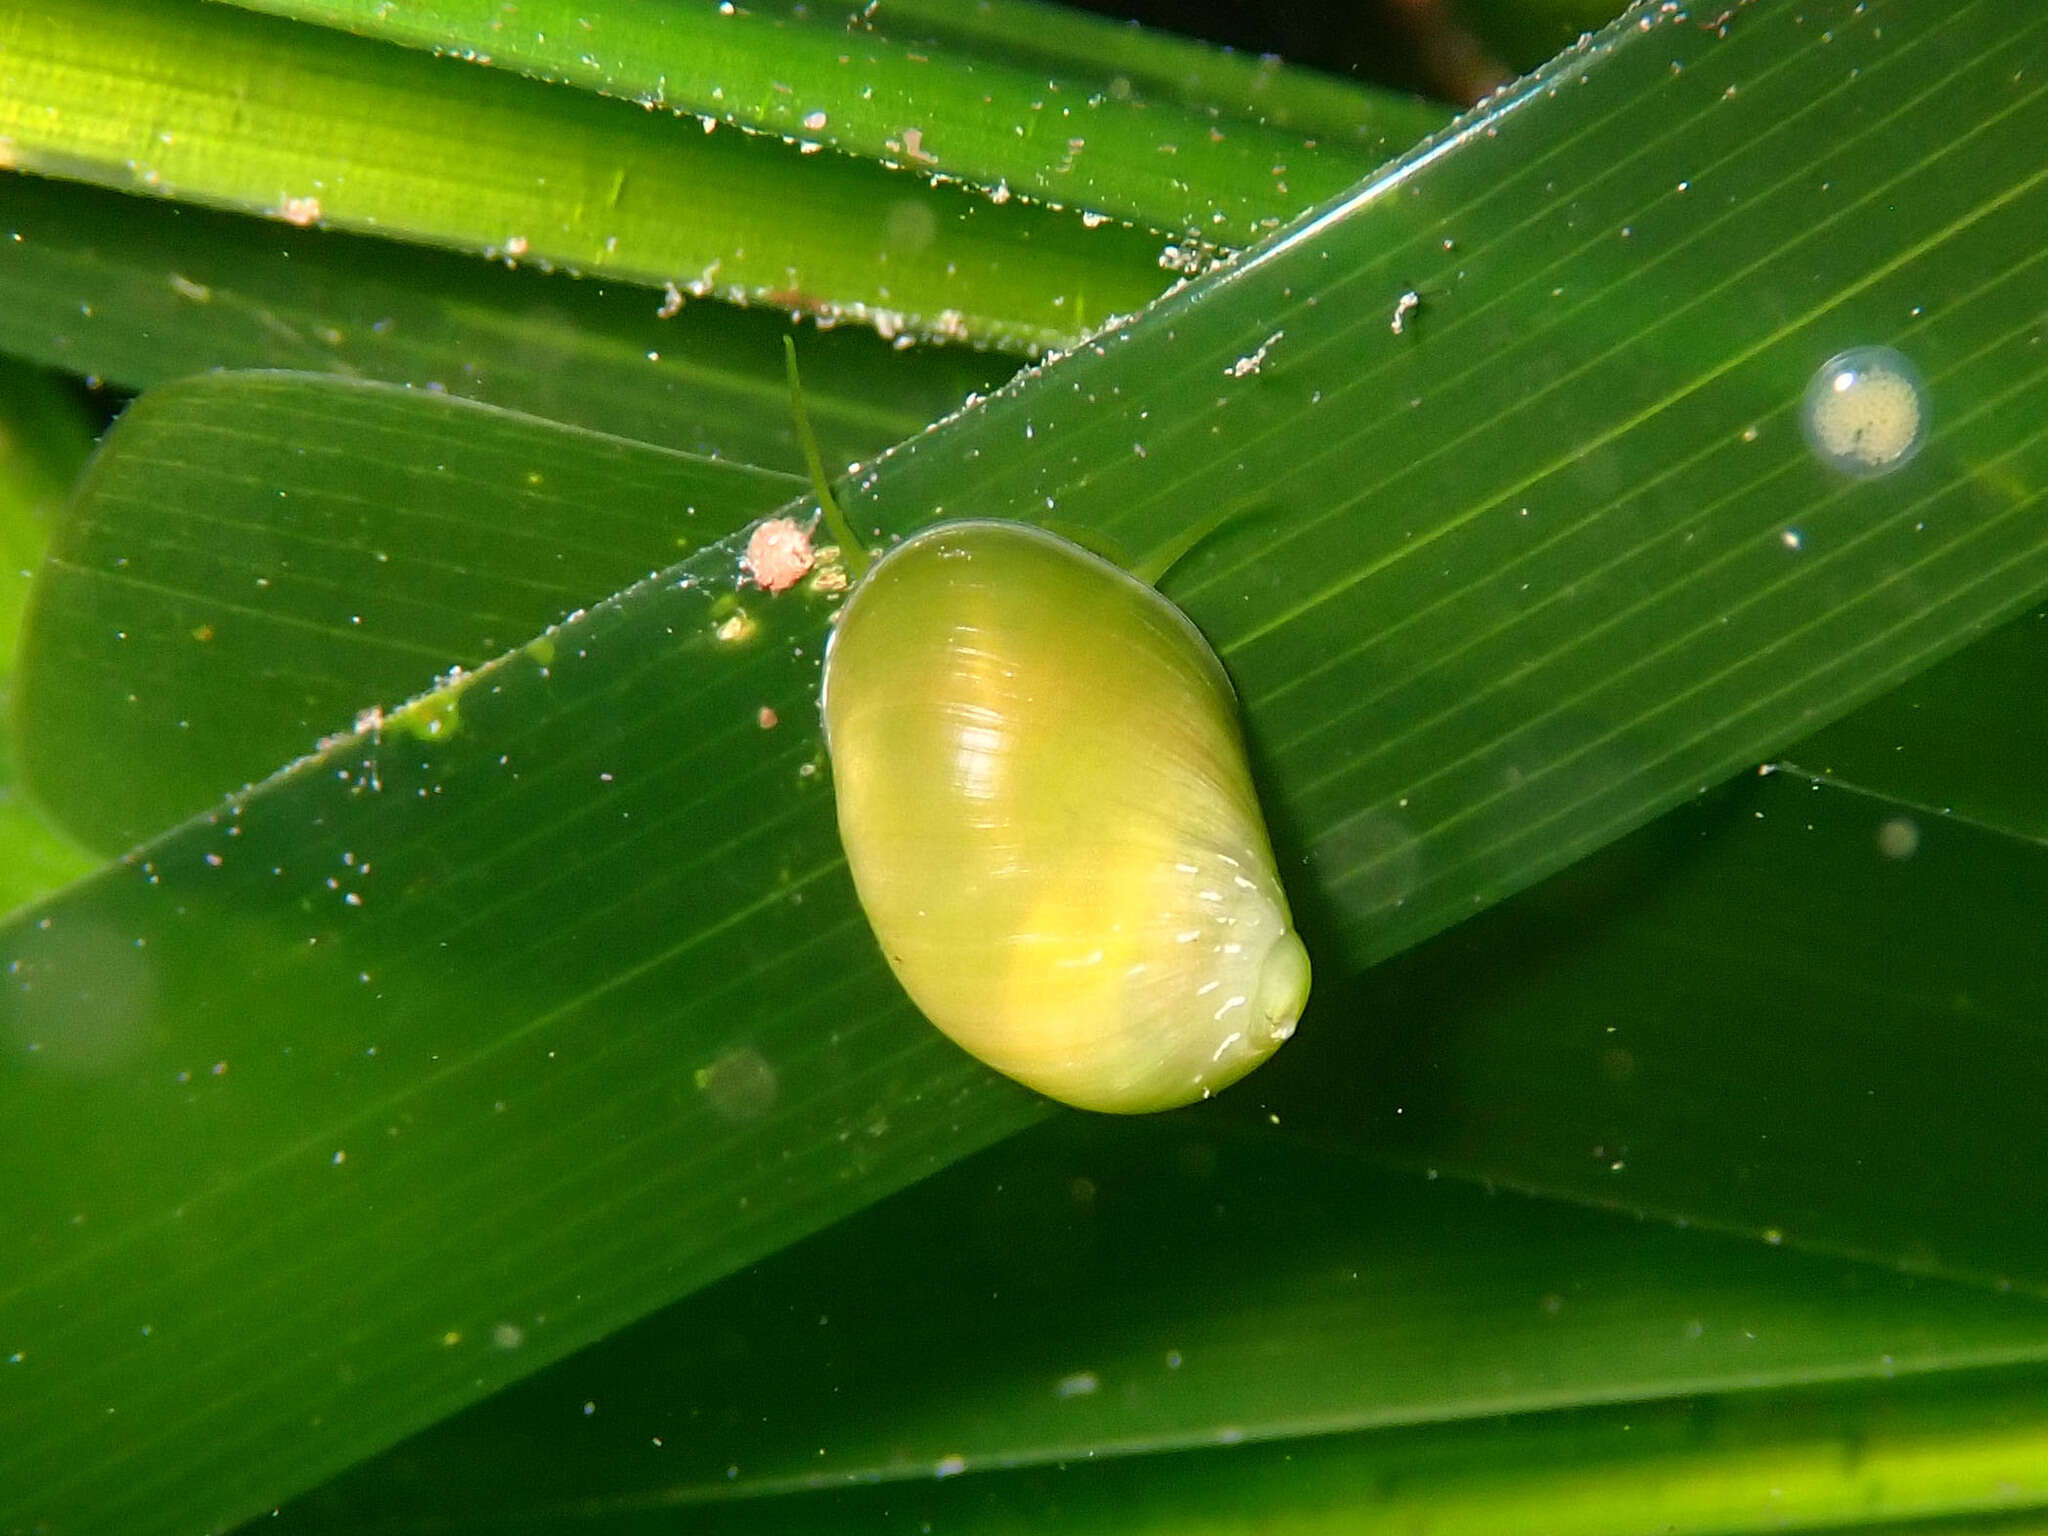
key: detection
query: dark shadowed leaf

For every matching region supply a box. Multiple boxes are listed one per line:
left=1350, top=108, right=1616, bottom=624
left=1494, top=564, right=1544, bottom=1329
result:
left=279, top=1114, right=2048, bottom=1529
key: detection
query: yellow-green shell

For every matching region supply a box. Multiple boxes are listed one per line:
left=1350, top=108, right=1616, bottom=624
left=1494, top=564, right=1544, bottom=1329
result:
left=821, top=520, right=1311, bottom=1113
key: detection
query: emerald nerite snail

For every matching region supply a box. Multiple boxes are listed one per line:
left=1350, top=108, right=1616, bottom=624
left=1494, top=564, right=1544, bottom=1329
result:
left=786, top=342, right=1311, bottom=1112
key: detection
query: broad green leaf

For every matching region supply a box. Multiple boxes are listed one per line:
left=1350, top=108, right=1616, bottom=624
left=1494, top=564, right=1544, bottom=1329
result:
left=10, top=373, right=806, bottom=852
left=283, top=1115, right=2048, bottom=1525
left=0, top=169, right=1012, bottom=471
left=214, top=0, right=1448, bottom=244
left=846, top=0, right=2048, bottom=975
left=0, top=0, right=1172, bottom=352
left=3, top=473, right=1047, bottom=1536
left=6, top=2, right=2046, bottom=1532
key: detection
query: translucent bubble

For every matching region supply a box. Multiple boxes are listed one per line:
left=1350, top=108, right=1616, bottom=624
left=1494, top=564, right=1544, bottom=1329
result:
left=1800, top=345, right=1927, bottom=477
left=1876, top=816, right=1920, bottom=861
left=694, top=1045, right=778, bottom=1121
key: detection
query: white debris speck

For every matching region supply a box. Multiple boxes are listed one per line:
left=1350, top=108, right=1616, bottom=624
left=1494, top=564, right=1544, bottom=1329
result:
left=1224, top=329, right=1284, bottom=378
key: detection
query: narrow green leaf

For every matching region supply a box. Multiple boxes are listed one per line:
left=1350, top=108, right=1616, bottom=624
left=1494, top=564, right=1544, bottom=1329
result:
left=1462, top=0, right=1643, bottom=74
left=1776, top=600, right=2048, bottom=841
left=287, top=1361, right=2048, bottom=1533
left=284, top=1117, right=2048, bottom=1524
left=0, top=0, right=1172, bottom=351
left=211, top=0, right=1448, bottom=243
left=0, top=358, right=91, bottom=673
left=211, top=0, right=1441, bottom=246
left=0, top=169, right=1012, bottom=471
left=443, top=1370, right=2048, bottom=1535
left=10, top=372, right=805, bottom=852
left=877, top=0, right=1454, bottom=141
left=1235, top=765, right=2048, bottom=1296
left=0, top=357, right=96, bottom=912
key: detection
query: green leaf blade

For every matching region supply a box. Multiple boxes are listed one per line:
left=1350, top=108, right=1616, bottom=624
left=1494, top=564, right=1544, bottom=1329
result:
left=9, top=372, right=807, bottom=850
left=283, top=1118, right=2048, bottom=1524
left=1, top=520, right=1049, bottom=1532
left=1778, top=600, right=2048, bottom=842
left=842, top=0, right=2048, bottom=970
left=0, top=167, right=1015, bottom=472
left=0, top=357, right=97, bottom=915
left=0, top=0, right=1172, bottom=351
left=211, top=0, right=1449, bottom=243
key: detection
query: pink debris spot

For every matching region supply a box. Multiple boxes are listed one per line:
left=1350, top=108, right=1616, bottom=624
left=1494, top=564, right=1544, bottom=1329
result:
left=743, top=518, right=815, bottom=593
left=757, top=706, right=779, bottom=730
left=901, top=126, right=938, bottom=165
left=281, top=195, right=323, bottom=227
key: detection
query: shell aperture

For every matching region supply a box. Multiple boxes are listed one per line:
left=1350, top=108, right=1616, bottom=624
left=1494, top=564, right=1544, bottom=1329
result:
left=821, top=520, right=1310, bottom=1113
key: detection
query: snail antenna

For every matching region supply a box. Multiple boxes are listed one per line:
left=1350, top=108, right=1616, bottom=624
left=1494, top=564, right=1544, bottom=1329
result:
left=1132, top=503, right=1239, bottom=588
left=783, top=336, right=871, bottom=581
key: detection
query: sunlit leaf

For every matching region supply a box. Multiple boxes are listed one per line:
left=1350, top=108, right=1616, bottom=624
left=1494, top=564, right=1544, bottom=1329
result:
left=213, top=0, right=1448, bottom=242
left=0, top=0, right=1171, bottom=351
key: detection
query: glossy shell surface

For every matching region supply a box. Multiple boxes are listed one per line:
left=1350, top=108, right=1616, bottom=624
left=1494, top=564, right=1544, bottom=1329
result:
left=822, top=520, right=1310, bottom=1113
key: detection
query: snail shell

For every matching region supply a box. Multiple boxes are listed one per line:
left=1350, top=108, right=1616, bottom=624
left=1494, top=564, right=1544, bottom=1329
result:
left=821, top=520, right=1311, bottom=1113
